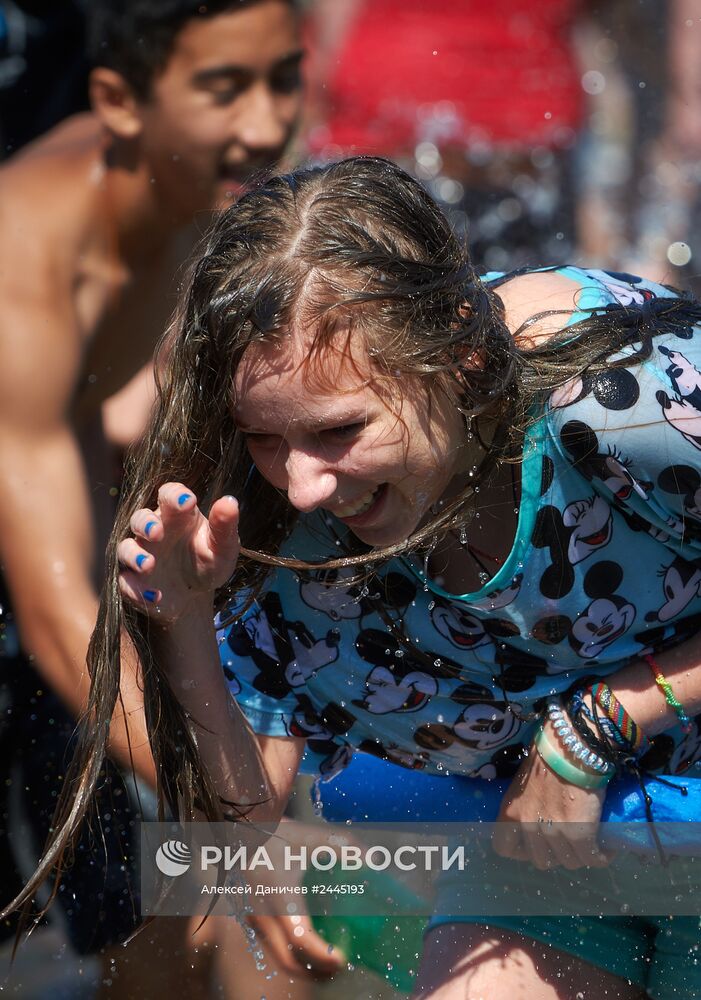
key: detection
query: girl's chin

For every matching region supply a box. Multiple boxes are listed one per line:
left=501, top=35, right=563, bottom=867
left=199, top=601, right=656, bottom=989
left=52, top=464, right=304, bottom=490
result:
left=348, top=518, right=418, bottom=549
left=337, top=487, right=423, bottom=548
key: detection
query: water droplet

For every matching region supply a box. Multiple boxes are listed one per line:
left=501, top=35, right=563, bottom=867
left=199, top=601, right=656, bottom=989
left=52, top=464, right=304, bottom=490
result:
left=667, top=241, right=692, bottom=266
left=312, top=778, right=323, bottom=817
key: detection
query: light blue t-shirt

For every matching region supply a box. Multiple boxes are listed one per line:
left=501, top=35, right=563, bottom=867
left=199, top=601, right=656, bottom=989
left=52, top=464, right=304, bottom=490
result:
left=217, top=267, right=701, bottom=782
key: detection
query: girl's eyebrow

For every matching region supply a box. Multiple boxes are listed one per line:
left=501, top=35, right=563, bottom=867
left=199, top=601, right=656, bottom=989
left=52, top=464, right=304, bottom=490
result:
left=236, top=409, right=370, bottom=434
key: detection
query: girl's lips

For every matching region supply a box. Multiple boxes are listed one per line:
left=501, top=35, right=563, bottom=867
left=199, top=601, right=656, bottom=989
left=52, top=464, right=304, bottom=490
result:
left=335, top=483, right=388, bottom=528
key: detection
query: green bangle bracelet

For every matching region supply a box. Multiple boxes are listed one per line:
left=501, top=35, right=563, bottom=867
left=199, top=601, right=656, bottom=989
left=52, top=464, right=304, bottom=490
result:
left=534, top=725, right=612, bottom=790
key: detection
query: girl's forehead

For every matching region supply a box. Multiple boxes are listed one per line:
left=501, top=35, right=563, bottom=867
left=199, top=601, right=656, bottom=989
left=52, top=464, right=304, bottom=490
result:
left=233, top=325, right=375, bottom=396
left=233, top=359, right=377, bottom=431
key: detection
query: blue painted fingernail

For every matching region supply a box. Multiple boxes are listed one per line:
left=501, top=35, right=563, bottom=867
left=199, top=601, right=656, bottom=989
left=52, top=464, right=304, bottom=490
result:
left=178, top=493, right=192, bottom=506
left=136, top=554, right=148, bottom=569
left=144, top=520, right=157, bottom=537
left=143, top=590, right=158, bottom=603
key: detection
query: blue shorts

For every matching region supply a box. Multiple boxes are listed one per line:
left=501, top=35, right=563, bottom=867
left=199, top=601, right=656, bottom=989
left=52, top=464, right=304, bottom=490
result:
left=429, top=853, right=701, bottom=1000
left=427, top=914, right=701, bottom=1000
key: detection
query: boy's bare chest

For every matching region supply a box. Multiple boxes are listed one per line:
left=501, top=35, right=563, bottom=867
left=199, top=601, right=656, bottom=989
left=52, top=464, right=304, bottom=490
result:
left=73, top=246, right=188, bottom=413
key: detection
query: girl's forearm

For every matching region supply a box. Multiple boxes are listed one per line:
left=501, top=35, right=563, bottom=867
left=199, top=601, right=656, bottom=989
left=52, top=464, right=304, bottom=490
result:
left=152, top=602, right=275, bottom=819
left=605, top=637, right=701, bottom=737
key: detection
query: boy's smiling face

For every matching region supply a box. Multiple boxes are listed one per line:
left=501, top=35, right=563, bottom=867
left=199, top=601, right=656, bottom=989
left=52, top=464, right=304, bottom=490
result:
left=135, top=1, right=302, bottom=217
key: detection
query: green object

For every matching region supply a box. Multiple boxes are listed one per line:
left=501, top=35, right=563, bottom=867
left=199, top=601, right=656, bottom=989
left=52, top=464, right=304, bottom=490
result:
left=305, top=866, right=428, bottom=994
left=535, top=724, right=611, bottom=788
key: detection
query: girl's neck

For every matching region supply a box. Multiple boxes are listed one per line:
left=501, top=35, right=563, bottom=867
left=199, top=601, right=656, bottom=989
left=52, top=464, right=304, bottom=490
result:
left=428, top=421, right=520, bottom=594
left=427, top=446, right=521, bottom=596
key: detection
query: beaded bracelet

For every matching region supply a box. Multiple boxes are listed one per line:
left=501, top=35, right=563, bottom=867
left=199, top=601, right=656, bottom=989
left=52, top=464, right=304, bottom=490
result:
left=644, top=654, right=693, bottom=734
left=534, top=725, right=612, bottom=789
left=546, top=700, right=614, bottom=774
left=587, top=682, right=651, bottom=756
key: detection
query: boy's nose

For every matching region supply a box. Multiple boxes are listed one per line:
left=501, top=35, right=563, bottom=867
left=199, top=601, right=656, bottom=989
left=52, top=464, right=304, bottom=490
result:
left=235, top=82, right=295, bottom=153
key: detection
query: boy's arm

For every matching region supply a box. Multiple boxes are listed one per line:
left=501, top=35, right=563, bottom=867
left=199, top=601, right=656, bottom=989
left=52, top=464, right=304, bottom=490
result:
left=0, top=223, right=156, bottom=784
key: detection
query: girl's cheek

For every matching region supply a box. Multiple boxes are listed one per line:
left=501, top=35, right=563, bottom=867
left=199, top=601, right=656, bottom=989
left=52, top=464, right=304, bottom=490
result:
left=247, top=449, right=283, bottom=486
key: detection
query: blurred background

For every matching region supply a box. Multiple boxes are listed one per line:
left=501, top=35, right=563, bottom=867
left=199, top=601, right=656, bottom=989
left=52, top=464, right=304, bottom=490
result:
left=2, top=1, right=698, bottom=285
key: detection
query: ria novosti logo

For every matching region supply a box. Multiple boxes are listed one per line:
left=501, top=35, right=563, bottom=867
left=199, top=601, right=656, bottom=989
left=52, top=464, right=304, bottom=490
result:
left=155, top=840, right=192, bottom=877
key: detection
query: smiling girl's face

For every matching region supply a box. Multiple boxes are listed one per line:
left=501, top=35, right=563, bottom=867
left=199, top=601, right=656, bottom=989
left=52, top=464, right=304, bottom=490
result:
left=233, top=326, right=469, bottom=547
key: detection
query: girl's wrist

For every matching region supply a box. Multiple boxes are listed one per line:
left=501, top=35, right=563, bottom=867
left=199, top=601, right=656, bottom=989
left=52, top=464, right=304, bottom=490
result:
left=535, top=722, right=612, bottom=790
left=148, top=596, right=220, bottom=675
left=543, top=702, right=615, bottom=776
left=146, top=592, right=217, bottom=631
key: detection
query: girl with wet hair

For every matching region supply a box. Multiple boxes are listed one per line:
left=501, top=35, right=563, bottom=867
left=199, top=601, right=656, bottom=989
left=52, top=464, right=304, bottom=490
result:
left=14, top=156, right=701, bottom=997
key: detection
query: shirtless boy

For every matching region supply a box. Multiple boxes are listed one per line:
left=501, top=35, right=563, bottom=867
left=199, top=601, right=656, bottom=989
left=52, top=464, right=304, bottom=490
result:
left=0, top=0, right=302, bottom=991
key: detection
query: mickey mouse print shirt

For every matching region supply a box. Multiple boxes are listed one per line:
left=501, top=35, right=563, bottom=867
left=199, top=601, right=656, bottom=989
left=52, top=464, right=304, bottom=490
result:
left=218, top=267, right=701, bottom=783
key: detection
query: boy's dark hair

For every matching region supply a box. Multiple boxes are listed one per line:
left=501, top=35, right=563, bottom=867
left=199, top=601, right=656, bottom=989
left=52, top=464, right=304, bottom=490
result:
left=87, top=1, right=295, bottom=100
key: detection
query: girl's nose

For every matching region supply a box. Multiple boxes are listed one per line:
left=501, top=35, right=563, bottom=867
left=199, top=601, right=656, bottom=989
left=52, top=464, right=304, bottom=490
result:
left=285, top=450, right=337, bottom=513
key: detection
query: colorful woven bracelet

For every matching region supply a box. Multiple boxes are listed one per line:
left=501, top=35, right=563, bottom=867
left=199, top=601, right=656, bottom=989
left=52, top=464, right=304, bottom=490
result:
left=534, top=725, right=612, bottom=789
left=571, top=687, right=626, bottom=747
left=587, top=681, right=650, bottom=756
left=644, top=654, right=693, bottom=734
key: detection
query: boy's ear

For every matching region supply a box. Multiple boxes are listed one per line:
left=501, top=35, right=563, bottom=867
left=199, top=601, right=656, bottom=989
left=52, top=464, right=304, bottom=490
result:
left=89, top=67, right=144, bottom=140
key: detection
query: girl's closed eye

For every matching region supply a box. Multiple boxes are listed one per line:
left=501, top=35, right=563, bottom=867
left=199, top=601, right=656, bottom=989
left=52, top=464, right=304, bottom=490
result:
left=322, top=422, right=366, bottom=442
left=243, top=431, right=283, bottom=451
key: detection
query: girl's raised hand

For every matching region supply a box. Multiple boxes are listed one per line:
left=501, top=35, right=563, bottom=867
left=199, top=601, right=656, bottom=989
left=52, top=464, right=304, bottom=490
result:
left=117, top=483, right=240, bottom=622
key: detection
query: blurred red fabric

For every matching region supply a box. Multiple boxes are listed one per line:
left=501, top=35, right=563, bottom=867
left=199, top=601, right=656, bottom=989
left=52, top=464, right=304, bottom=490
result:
left=309, top=0, right=584, bottom=155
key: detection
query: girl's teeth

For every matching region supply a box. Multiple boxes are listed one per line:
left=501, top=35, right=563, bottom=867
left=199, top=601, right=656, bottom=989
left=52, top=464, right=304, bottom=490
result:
left=336, top=488, right=379, bottom=517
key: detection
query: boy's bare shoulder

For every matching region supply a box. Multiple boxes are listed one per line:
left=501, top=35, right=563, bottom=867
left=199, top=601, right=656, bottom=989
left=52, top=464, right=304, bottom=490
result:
left=0, top=114, right=103, bottom=275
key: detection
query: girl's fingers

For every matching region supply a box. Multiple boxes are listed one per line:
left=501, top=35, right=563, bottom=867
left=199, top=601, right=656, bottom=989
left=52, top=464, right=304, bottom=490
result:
left=207, top=495, right=240, bottom=560
left=118, top=571, right=162, bottom=609
left=157, top=483, right=199, bottom=534
left=525, top=827, right=608, bottom=871
left=492, top=822, right=527, bottom=861
left=567, top=831, right=610, bottom=869
left=118, top=538, right=154, bottom=574
left=130, top=509, right=163, bottom=541
left=526, top=826, right=558, bottom=870
left=286, top=916, right=346, bottom=974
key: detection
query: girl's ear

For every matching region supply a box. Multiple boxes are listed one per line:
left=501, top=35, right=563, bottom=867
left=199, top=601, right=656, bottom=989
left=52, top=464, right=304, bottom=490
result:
left=452, top=302, right=485, bottom=371
left=459, top=348, right=486, bottom=372
left=458, top=302, right=472, bottom=321
left=89, top=67, right=144, bottom=140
